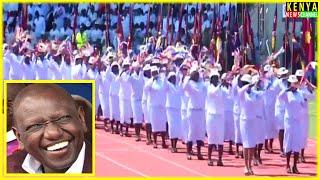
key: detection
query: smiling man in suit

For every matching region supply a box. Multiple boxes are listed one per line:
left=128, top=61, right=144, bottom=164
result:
left=7, top=84, right=92, bottom=173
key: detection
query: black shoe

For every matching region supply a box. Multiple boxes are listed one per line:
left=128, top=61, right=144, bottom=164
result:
left=197, top=154, right=204, bottom=160
left=153, top=144, right=157, bottom=148
left=287, top=166, right=292, bottom=174
left=301, top=156, right=306, bottom=163
left=135, top=138, right=141, bottom=142
left=187, top=154, right=192, bottom=160
left=217, top=160, right=224, bottom=166
left=162, top=144, right=168, bottom=149
left=208, top=160, right=214, bottom=166
left=292, top=166, right=300, bottom=174
left=146, top=140, right=152, bottom=145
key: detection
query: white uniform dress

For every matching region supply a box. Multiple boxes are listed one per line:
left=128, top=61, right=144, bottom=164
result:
left=238, top=85, right=264, bottom=148
left=85, top=68, right=100, bottom=113
left=142, top=77, right=151, bottom=123
left=97, top=68, right=112, bottom=119
left=252, top=88, right=266, bottom=144
left=222, top=85, right=235, bottom=141
left=183, top=78, right=207, bottom=143
left=144, top=77, right=168, bottom=132
left=35, top=57, right=49, bottom=80
left=118, top=71, right=133, bottom=124
left=232, top=75, right=242, bottom=144
left=8, top=53, right=23, bottom=80
left=109, top=72, right=120, bottom=121
left=206, top=84, right=225, bottom=145
left=263, top=78, right=280, bottom=139
left=299, top=85, right=315, bottom=148
left=129, top=71, right=144, bottom=124
left=274, top=78, right=288, bottom=130
left=177, top=73, right=190, bottom=143
left=60, top=60, right=72, bottom=80
left=165, top=80, right=183, bottom=139
left=48, top=57, right=62, bottom=80
left=22, top=59, right=36, bottom=80
left=278, top=89, right=313, bottom=153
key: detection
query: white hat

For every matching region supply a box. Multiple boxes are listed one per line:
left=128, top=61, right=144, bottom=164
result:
left=209, top=70, right=220, bottom=77
left=295, top=69, right=304, bottom=77
left=214, top=63, right=222, bottom=72
left=310, top=61, right=317, bottom=69
left=132, top=61, right=140, bottom=68
left=151, top=66, right=159, bottom=72
left=241, top=74, right=252, bottom=83
left=72, top=50, right=78, bottom=56
left=251, top=74, right=260, bottom=84
left=168, top=72, right=176, bottom=78
left=190, top=66, right=198, bottom=74
left=111, top=61, right=120, bottom=67
left=74, top=54, right=83, bottom=60
left=288, top=75, right=298, bottom=83
left=3, top=43, right=8, bottom=50
left=106, top=46, right=113, bottom=53
left=143, top=64, right=151, bottom=71
left=221, top=73, right=227, bottom=80
left=88, top=57, right=95, bottom=64
left=263, top=64, right=271, bottom=72
left=277, top=67, right=289, bottom=76
left=122, top=59, right=131, bottom=67
left=152, top=58, right=160, bottom=64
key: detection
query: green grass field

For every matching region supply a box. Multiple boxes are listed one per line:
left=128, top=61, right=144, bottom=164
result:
left=309, top=100, right=317, bottom=139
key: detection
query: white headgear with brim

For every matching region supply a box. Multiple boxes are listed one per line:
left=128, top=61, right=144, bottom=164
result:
left=3, top=43, right=8, bottom=51
left=251, top=74, right=260, bottom=84
left=190, top=66, right=198, bottom=74
left=277, top=67, right=289, bottom=76
left=288, top=75, right=298, bottom=83
left=263, top=64, right=271, bottom=72
left=143, top=64, right=151, bottom=71
left=122, top=59, right=131, bottom=67
left=151, top=66, right=159, bottom=73
left=295, top=69, right=304, bottom=77
left=214, top=63, right=222, bottom=72
left=209, top=69, right=220, bottom=78
left=132, top=61, right=140, bottom=68
left=111, top=61, right=120, bottom=67
left=88, top=56, right=95, bottom=64
left=168, top=72, right=176, bottom=78
left=72, top=50, right=78, bottom=56
left=221, top=73, right=227, bottom=80
left=310, top=61, right=317, bottom=69
left=74, top=54, right=83, bottom=60
left=241, top=74, right=252, bottom=83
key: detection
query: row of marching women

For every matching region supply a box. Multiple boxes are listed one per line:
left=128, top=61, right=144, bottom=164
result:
left=4, top=27, right=317, bottom=176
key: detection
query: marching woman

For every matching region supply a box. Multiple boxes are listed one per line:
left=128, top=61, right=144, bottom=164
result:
left=178, top=64, right=190, bottom=144
left=97, top=59, right=112, bottom=130
left=221, top=73, right=235, bottom=155
left=142, top=64, right=153, bottom=145
left=232, top=73, right=243, bottom=158
left=144, top=66, right=168, bottom=149
left=238, top=74, right=264, bottom=175
left=274, top=67, right=289, bottom=157
left=165, top=72, right=183, bottom=153
left=206, top=70, right=225, bottom=166
left=278, top=75, right=314, bottom=174
left=128, top=61, right=145, bottom=141
left=118, top=60, right=133, bottom=137
left=295, top=69, right=316, bottom=162
left=251, top=74, right=266, bottom=165
left=182, top=66, right=207, bottom=160
left=109, top=61, right=121, bottom=134
left=261, top=65, right=279, bottom=153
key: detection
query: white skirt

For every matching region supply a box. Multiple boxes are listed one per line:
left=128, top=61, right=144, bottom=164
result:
left=284, top=118, right=303, bottom=153
left=240, top=118, right=256, bottom=148
left=264, top=106, right=278, bottom=139
left=181, top=109, right=189, bottom=143
left=99, top=91, right=110, bottom=118
left=142, top=101, right=150, bottom=123
left=119, top=98, right=132, bottom=124
left=254, top=116, right=265, bottom=144
left=206, top=113, right=225, bottom=145
left=131, top=99, right=143, bottom=124
left=187, top=109, right=206, bottom=143
left=166, top=108, right=183, bottom=139
left=224, top=110, right=235, bottom=141
left=109, top=95, right=120, bottom=121
left=233, top=113, right=242, bottom=144
left=150, top=106, right=166, bottom=132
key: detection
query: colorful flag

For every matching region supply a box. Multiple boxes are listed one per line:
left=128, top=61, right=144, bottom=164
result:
left=21, top=4, right=28, bottom=30
left=116, top=5, right=124, bottom=42
left=73, top=5, right=78, bottom=45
